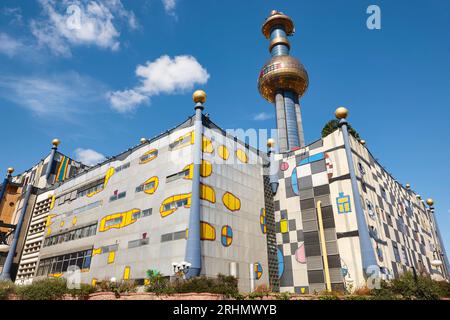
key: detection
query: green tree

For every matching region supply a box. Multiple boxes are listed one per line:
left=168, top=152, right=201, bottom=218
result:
left=321, top=119, right=361, bottom=140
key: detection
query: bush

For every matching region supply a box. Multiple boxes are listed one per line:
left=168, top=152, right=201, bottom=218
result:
left=68, top=284, right=97, bottom=300
left=371, top=272, right=442, bottom=300
left=0, top=281, right=16, bottom=300
left=97, top=280, right=137, bottom=295
left=145, top=274, right=239, bottom=298
left=436, top=281, right=450, bottom=298
left=16, top=278, right=68, bottom=300
left=353, top=286, right=372, bottom=296
left=276, top=292, right=291, bottom=300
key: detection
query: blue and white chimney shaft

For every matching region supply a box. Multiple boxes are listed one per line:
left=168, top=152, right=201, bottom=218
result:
left=184, top=90, right=206, bottom=278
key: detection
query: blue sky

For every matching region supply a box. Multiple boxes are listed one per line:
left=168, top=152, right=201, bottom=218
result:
left=0, top=0, right=449, bottom=254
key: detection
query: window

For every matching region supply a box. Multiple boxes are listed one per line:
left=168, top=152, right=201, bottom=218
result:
left=392, top=243, right=401, bottom=262
left=105, top=217, right=122, bottom=227
left=115, top=162, right=130, bottom=173
left=77, top=180, right=104, bottom=198
left=166, top=168, right=190, bottom=183
left=163, top=199, right=188, bottom=212
left=36, top=249, right=92, bottom=276
left=358, top=162, right=366, bottom=176
left=401, top=247, right=409, bottom=266
left=110, top=191, right=126, bottom=202
left=142, top=208, right=152, bottom=217
left=366, top=200, right=376, bottom=220
left=43, top=223, right=98, bottom=247
left=128, top=238, right=149, bottom=249
left=101, top=244, right=119, bottom=253
left=161, top=230, right=186, bottom=242
left=169, top=134, right=191, bottom=150
left=381, top=187, right=388, bottom=202
left=135, top=181, right=156, bottom=193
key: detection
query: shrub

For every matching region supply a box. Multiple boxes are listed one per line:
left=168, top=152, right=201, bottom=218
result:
left=0, top=281, right=16, bottom=300
left=371, top=273, right=442, bottom=300
left=436, top=281, right=450, bottom=298
left=345, top=295, right=372, bottom=300
left=16, top=278, right=68, bottom=300
left=276, top=292, right=291, bottom=300
left=145, top=274, right=239, bottom=298
left=68, top=284, right=97, bottom=300
left=353, top=286, right=372, bottom=296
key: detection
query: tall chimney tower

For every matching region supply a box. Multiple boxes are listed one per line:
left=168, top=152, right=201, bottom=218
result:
left=258, top=10, right=309, bottom=152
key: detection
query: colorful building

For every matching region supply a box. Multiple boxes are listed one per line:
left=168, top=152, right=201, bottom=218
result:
left=0, top=10, right=448, bottom=294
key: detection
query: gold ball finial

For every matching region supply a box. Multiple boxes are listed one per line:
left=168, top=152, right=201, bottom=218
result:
left=360, top=140, right=366, bottom=145
left=335, top=107, right=348, bottom=119
left=405, top=183, right=410, bottom=189
left=426, top=198, right=434, bottom=207
left=140, top=138, right=147, bottom=144
left=193, top=90, right=207, bottom=104
left=267, top=138, right=276, bottom=148
left=52, top=138, right=60, bottom=147
left=7, top=167, right=14, bottom=174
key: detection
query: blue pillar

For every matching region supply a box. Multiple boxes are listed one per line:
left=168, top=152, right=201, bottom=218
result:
left=339, top=118, right=378, bottom=275
left=185, top=91, right=205, bottom=278
left=45, top=140, right=59, bottom=183
left=267, top=140, right=279, bottom=195
left=0, top=184, right=32, bottom=281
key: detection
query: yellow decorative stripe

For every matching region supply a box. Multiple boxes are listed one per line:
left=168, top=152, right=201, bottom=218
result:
left=143, top=176, right=159, bottom=195
left=236, top=149, right=249, bottom=163
left=123, top=266, right=131, bottom=280
left=200, top=221, right=216, bottom=241
left=160, top=193, right=191, bottom=218
left=107, top=251, right=115, bottom=264
left=92, top=248, right=102, bottom=256
left=99, top=209, right=140, bottom=232
left=218, top=145, right=229, bottom=160
left=200, top=183, right=216, bottom=203
left=222, top=192, right=241, bottom=211
left=140, top=149, right=158, bottom=164
left=317, top=201, right=332, bottom=292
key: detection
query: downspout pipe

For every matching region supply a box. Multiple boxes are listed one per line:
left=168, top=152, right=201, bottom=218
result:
left=0, top=184, right=32, bottom=281
left=336, top=108, right=378, bottom=276
left=185, top=90, right=206, bottom=279
left=0, top=168, right=14, bottom=209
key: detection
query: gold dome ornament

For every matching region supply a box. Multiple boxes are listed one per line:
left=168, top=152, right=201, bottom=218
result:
left=193, top=90, right=207, bottom=104
left=140, top=138, right=147, bottom=144
left=360, top=140, right=366, bottom=145
left=426, top=198, right=434, bottom=207
left=7, top=167, right=14, bottom=175
left=405, top=183, right=411, bottom=190
left=52, top=138, right=61, bottom=147
left=267, top=138, right=276, bottom=148
left=335, top=107, right=349, bottom=119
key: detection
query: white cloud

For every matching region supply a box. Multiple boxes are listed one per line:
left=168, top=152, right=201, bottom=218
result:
left=0, top=33, right=23, bottom=57
left=0, top=72, right=107, bottom=120
left=108, top=55, right=209, bottom=113
left=108, top=89, right=149, bottom=113
left=253, top=112, right=274, bottom=121
left=31, top=0, right=137, bottom=56
left=162, top=0, right=177, bottom=13
left=74, top=148, right=106, bottom=166
left=3, top=7, right=24, bottom=25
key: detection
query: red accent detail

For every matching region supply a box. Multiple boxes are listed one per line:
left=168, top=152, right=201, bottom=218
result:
left=143, top=233, right=147, bottom=239
left=280, top=162, right=289, bottom=171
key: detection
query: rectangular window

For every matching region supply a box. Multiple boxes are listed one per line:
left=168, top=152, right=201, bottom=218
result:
left=77, top=179, right=105, bottom=198
left=115, top=162, right=130, bottom=173
left=110, top=191, right=126, bottom=202
left=166, top=169, right=190, bottom=183
left=43, top=223, right=97, bottom=248
left=142, top=208, right=152, bottom=217
left=128, top=238, right=149, bottom=249
left=36, top=249, right=92, bottom=276
left=392, top=243, right=401, bottom=263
